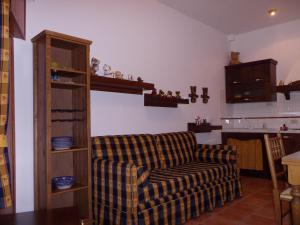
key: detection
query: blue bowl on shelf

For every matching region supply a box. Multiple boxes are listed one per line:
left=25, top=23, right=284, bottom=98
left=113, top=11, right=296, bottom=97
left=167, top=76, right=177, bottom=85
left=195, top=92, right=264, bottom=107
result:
left=52, top=136, right=74, bottom=150
left=52, top=176, right=75, bottom=190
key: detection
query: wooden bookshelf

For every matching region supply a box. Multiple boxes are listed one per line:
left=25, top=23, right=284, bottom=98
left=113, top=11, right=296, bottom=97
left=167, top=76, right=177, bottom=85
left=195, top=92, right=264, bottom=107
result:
left=91, top=75, right=154, bottom=95
left=32, top=30, right=92, bottom=221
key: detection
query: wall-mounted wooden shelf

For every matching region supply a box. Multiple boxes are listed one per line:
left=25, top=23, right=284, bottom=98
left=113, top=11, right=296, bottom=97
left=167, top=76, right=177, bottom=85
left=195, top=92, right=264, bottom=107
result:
left=90, top=75, right=154, bottom=95
left=177, top=98, right=189, bottom=104
left=276, top=82, right=300, bottom=100
left=188, top=123, right=222, bottom=133
left=144, top=94, right=189, bottom=108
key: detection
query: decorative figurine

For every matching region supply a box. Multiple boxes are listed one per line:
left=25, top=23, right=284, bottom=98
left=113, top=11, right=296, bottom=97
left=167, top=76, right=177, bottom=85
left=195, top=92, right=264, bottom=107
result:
left=230, top=51, right=241, bottom=65
left=175, top=91, right=181, bottom=99
left=51, top=62, right=59, bottom=69
left=195, top=116, right=201, bottom=125
left=201, top=87, right=210, bottom=104
left=167, top=91, right=173, bottom=98
left=137, top=77, right=143, bottom=82
left=279, top=80, right=284, bottom=86
left=103, top=64, right=113, bottom=76
left=201, top=119, right=209, bottom=125
left=51, top=62, right=59, bottom=81
left=189, top=86, right=199, bottom=103
left=114, top=71, right=123, bottom=79
left=90, top=57, right=100, bottom=75
left=51, top=70, right=59, bottom=81
left=151, top=88, right=157, bottom=96
left=128, top=74, right=134, bottom=80
left=159, top=90, right=165, bottom=97
left=280, top=124, right=288, bottom=131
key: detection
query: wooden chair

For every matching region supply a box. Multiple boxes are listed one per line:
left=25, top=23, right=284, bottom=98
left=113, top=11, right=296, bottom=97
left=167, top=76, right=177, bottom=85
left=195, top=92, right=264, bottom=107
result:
left=264, top=134, right=293, bottom=225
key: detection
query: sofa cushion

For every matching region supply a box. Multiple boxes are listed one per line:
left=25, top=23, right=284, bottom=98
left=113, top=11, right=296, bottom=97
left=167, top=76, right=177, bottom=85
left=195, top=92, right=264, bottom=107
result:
left=138, top=161, right=238, bottom=202
left=155, top=132, right=197, bottom=168
left=92, top=134, right=163, bottom=169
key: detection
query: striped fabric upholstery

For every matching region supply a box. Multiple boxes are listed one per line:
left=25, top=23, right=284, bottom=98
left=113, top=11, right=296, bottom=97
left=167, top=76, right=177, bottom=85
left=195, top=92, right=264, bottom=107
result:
left=155, top=132, right=196, bottom=168
left=0, top=0, right=12, bottom=209
left=138, top=161, right=238, bottom=202
left=138, top=177, right=241, bottom=225
left=95, top=176, right=241, bottom=225
left=92, top=134, right=163, bottom=169
left=0, top=149, right=11, bottom=209
left=197, top=144, right=238, bottom=164
left=92, top=133, right=242, bottom=225
left=92, top=158, right=150, bottom=225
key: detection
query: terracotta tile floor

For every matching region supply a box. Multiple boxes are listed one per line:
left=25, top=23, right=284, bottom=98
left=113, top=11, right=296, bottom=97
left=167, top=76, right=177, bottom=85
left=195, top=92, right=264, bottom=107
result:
left=185, top=176, right=291, bottom=225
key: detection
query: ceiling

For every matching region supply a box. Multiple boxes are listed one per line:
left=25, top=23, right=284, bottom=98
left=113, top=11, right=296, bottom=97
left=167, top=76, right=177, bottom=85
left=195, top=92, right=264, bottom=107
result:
left=159, top=0, right=300, bottom=34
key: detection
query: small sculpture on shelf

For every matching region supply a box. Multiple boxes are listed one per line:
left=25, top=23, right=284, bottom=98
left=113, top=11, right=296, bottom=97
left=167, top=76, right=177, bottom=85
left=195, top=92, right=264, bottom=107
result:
left=51, top=62, right=59, bottom=69
left=195, top=116, right=201, bottom=125
left=90, top=57, right=100, bottom=75
left=114, top=71, right=123, bottom=79
left=189, top=86, right=199, bottom=103
left=230, top=51, right=241, bottom=65
left=51, top=62, right=59, bottom=81
left=280, top=124, right=288, bottom=131
left=167, top=91, right=173, bottom=98
left=175, top=91, right=181, bottom=99
left=201, top=87, right=210, bottom=104
left=201, top=118, right=209, bottom=125
left=151, top=88, right=157, bottom=96
left=51, top=70, right=59, bottom=81
left=278, top=80, right=284, bottom=86
left=137, top=76, right=143, bottom=82
left=159, top=89, right=165, bottom=97
left=103, top=64, right=113, bottom=76
left=127, top=74, right=134, bottom=81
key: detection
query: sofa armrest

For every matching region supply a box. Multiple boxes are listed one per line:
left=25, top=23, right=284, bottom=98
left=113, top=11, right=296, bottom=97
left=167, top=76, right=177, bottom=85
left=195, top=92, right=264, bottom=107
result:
left=196, top=144, right=237, bottom=164
left=92, top=159, right=150, bottom=212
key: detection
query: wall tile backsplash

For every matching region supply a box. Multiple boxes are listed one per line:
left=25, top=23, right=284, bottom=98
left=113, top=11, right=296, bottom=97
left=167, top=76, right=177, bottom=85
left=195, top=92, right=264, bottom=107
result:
left=222, top=92, right=300, bottom=130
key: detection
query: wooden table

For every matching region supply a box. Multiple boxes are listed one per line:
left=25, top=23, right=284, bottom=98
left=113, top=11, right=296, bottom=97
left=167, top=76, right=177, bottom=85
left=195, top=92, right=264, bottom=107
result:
left=282, top=151, right=300, bottom=225
left=0, top=207, right=89, bottom=225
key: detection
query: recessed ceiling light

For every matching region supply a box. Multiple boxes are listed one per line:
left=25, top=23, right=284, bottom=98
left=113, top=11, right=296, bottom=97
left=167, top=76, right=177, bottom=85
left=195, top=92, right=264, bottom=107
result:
left=268, top=9, right=278, bottom=17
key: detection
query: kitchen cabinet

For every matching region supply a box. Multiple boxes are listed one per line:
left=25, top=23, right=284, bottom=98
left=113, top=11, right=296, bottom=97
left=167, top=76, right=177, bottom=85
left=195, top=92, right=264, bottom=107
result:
left=282, top=133, right=300, bottom=155
left=221, top=132, right=300, bottom=178
left=225, top=59, right=277, bottom=103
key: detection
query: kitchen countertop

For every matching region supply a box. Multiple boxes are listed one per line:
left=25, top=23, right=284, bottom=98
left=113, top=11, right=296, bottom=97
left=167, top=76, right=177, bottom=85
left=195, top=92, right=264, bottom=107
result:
left=222, top=128, right=300, bottom=134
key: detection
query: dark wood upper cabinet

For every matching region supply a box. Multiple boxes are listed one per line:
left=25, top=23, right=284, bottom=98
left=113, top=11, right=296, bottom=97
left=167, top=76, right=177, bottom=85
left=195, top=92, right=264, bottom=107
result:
left=10, top=0, right=26, bottom=40
left=225, top=59, right=277, bottom=103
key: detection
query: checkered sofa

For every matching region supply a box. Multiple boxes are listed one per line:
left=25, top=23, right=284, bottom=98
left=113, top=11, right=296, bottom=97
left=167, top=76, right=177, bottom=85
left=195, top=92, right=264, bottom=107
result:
left=92, top=132, right=242, bottom=225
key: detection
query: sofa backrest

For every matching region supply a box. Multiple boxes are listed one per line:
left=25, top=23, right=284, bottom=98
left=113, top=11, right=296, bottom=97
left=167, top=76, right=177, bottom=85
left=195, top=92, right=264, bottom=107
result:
left=155, top=132, right=197, bottom=168
left=92, top=134, right=163, bottom=170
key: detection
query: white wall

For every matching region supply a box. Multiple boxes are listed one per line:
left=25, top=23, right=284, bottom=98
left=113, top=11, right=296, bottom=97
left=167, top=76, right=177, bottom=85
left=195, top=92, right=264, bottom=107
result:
left=227, top=19, right=300, bottom=129
left=14, top=0, right=229, bottom=212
